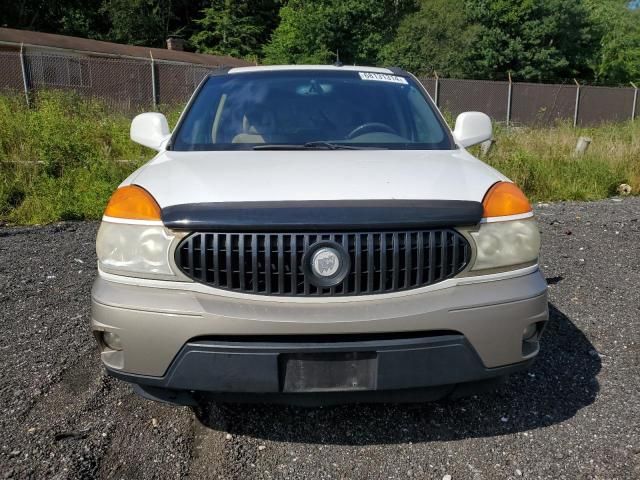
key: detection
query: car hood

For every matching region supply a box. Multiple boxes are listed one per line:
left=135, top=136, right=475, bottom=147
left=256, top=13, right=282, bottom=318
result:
left=128, top=149, right=508, bottom=208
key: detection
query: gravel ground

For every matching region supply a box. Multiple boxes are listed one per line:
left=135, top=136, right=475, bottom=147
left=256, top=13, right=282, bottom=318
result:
left=1, top=197, right=639, bottom=479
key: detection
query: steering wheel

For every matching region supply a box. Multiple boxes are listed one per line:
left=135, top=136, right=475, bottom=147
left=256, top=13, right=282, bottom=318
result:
left=346, top=122, right=397, bottom=139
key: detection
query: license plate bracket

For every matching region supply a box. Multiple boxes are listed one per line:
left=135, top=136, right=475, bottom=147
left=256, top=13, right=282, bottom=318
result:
left=280, top=352, right=378, bottom=392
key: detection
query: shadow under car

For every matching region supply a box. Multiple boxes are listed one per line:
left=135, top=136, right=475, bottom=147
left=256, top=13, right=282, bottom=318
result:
left=194, top=304, right=600, bottom=445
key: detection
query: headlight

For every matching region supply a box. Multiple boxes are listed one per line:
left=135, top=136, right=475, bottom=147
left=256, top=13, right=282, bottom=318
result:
left=97, top=184, right=176, bottom=279
left=96, top=221, right=175, bottom=278
left=470, top=217, right=540, bottom=271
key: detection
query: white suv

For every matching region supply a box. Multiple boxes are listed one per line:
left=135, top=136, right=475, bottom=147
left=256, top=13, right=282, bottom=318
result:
left=92, top=65, right=547, bottom=406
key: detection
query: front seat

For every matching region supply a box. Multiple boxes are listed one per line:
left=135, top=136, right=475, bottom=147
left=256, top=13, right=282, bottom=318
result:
left=232, top=114, right=268, bottom=144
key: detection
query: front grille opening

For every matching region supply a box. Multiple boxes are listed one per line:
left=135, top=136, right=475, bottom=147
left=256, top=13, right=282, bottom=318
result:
left=176, top=229, right=470, bottom=297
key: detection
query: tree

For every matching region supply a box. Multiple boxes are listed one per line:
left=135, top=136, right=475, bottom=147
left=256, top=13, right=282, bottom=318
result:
left=464, top=0, right=598, bottom=82
left=263, top=0, right=417, bottom=65
left=587, top=0, right=640, bottom=84
left=100, top=0, right=175, bottom=47
left=380, top=0, right=481, bottom=76
left=0, top=0, right=209, bottom=49
left=190, top=0, right=281, bottom=59
left=0, top=0, right=105, bottom=38
left=4, top=0, right=634, bottom=85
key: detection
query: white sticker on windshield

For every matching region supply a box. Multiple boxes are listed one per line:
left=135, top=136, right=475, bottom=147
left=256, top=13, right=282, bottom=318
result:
left=359, top=72, right=408, bottom=84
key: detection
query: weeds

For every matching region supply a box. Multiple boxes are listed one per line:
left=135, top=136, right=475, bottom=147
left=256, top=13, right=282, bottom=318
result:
left=480, top=121, right=640, bottom=202
left=0, top=91, right=180, bottom=224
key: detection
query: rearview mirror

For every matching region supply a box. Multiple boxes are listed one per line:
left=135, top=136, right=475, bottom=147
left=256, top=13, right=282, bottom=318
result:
left=453, top=112, right=492, bottom=148
left=131, top=112, right=170, bottom=151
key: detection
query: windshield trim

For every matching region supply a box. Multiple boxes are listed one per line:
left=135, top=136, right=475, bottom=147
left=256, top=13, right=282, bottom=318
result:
left=169, top=69, right=456, bottom=152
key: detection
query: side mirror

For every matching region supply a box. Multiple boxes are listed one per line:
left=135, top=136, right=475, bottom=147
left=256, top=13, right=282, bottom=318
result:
left=130, top=112, right=170, bottom=151
left=453, top=112, right=492, bottom=148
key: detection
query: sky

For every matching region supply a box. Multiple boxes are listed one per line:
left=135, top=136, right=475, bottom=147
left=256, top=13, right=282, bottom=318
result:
left=629, top=0, right=639, bottom=10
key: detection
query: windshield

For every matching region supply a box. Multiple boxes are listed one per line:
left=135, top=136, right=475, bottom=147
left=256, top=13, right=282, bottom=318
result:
left=171, top=70, right=454, bottom=151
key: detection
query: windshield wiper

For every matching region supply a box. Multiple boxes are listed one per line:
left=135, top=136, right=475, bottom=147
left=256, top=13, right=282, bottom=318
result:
left=303, top=141, right=369, bottom=150
left=252, top=144, right=306, bottom=150
left=253, top=142, right=386, bottom=151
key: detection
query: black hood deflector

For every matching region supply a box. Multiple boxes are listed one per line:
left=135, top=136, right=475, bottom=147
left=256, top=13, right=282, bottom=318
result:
left=162, top=200, right=483, bottom=231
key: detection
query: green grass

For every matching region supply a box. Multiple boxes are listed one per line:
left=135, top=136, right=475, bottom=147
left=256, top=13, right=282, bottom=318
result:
left=0, top=91, right=638, bottom=224
left=0, top=91, right=180, bottom=224
left=481, top=121, right=640, bottom=202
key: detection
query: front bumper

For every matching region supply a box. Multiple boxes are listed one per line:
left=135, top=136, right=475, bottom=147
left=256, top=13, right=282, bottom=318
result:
left=91, top=268, right=548, bottom=398
left=107, top=333, right=536, bottom=405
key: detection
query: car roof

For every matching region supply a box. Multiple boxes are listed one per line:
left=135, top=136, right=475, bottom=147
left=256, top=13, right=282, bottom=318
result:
left=227, top=65, right=398, bottom=75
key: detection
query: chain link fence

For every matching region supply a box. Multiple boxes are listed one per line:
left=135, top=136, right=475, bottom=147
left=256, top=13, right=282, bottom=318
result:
left=420, top=76, right=638, bottom=127
left=0, top=49, right=637, bottom=125
left=0, top=49, right=222, bottom=112
left=0, top=51, right=25, bottom=94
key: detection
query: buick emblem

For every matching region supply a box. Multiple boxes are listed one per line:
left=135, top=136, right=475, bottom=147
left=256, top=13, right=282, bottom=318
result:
left=304, top=242, right=351, bottom=287
left=311, top=247, right=341, bottom=277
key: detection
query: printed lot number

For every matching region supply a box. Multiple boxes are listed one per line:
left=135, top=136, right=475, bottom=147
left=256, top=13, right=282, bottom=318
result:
left=359, top=72, right=408, bottom=84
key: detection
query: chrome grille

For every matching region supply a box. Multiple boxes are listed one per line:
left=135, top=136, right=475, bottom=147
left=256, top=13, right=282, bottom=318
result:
left=175, top=230, right=470, bottom=297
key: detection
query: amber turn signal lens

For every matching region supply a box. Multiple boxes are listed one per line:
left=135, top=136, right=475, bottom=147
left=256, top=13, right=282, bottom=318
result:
left=104, top=185, right=161, bottom=220
left=482, top=182, right=532, bottom=218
